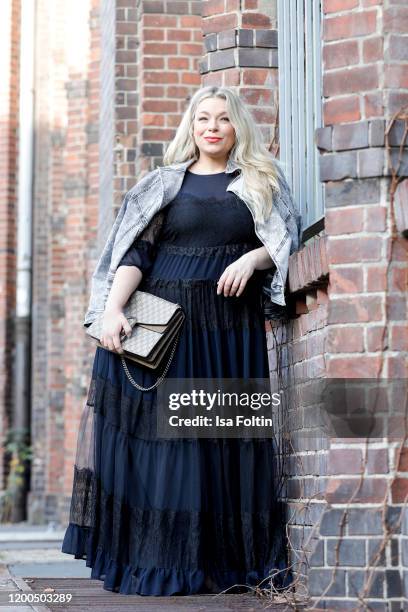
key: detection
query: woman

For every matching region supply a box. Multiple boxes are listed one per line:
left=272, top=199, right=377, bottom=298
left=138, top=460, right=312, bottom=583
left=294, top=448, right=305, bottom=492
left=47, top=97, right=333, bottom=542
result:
left=61, top=85, right=301, bottom=596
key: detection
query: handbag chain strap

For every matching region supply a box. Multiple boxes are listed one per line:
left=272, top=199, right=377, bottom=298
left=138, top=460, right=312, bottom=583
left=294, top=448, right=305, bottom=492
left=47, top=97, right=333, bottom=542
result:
left=119, top=327, right=182, bottom=392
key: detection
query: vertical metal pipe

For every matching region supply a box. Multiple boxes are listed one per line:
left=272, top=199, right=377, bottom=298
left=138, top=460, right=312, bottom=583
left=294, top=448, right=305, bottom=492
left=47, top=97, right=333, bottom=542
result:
left=12, top=0, right=36, bottom=522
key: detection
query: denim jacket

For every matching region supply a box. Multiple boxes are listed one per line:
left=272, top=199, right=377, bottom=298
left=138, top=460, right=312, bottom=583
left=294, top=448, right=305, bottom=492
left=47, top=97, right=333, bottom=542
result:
left=83, top=154, right=302, bottom=327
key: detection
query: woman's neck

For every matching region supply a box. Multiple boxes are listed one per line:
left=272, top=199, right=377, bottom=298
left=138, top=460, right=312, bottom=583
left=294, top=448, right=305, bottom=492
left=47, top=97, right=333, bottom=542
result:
left=189, top=161, right=227, bottom=174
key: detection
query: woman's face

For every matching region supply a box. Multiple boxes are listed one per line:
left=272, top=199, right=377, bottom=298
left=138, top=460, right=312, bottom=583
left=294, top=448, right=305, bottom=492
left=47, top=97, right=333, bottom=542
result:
left=192, top=97, right=236, bottom=160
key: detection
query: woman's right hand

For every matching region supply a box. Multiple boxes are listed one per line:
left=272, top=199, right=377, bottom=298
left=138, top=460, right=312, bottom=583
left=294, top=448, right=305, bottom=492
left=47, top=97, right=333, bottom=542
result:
left=100, top=307, right=133, bottom=354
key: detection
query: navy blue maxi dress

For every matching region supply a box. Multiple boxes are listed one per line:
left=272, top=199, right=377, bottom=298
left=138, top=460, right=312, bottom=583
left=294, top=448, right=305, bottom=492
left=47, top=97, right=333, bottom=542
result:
left=61, top=169, right=292, bottom=596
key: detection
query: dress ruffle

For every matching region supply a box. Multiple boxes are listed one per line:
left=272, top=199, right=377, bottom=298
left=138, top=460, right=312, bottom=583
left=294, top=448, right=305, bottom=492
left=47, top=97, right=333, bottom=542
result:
left=62, top=522, right=291, bottom=596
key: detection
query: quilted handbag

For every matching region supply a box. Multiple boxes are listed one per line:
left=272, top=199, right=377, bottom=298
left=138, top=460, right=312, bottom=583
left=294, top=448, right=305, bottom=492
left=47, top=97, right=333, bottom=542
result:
left=85, top=290, right=185, bottom=391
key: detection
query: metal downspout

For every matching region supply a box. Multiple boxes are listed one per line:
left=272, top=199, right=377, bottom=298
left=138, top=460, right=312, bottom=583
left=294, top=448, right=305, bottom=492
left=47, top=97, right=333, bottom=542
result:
left=12, top=0, right=36, bottom=522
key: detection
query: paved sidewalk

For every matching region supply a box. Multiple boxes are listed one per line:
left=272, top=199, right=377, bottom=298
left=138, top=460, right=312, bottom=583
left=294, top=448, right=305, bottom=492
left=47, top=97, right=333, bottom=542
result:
left=0, top=563, right=50, bottom=612
left=0, top=523, right=296, bottom=611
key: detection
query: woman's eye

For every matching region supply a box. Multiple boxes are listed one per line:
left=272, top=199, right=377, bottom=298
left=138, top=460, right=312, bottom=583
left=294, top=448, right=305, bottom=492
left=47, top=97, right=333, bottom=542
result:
left=197, top=117, right=229, bottom=121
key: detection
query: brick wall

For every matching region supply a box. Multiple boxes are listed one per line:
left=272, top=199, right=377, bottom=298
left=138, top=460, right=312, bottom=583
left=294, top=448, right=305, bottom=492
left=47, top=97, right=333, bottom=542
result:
left=269, top=1, right=408, bottom=608
left=29, top=0, right=99, bottom=522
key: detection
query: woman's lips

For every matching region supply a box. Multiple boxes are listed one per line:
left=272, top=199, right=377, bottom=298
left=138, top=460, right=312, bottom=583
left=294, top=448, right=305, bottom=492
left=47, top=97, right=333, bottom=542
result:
left=204, top=137, right=222, bottom=142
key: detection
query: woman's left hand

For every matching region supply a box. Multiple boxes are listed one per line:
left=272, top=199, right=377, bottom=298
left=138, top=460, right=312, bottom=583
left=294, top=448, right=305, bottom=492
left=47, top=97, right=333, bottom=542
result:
left=217, top=252, right=257, bottom=297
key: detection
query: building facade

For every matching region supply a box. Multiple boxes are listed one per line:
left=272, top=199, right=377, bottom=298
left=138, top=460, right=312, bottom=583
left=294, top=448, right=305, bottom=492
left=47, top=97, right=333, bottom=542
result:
left=0, top=0, right=407, bottom=608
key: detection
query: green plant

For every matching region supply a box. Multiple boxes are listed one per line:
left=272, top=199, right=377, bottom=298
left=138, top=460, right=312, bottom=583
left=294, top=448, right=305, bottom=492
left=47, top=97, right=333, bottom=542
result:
left=0, top=427, right=33, bottom=523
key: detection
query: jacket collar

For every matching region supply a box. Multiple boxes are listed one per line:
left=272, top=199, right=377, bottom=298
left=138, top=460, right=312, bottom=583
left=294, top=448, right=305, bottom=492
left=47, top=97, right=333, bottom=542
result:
left=163, top=154, right=241, bottom=175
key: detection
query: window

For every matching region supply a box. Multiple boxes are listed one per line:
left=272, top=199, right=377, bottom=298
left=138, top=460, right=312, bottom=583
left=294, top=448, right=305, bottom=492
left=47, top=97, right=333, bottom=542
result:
left=277, top=0, right=324, bottom=238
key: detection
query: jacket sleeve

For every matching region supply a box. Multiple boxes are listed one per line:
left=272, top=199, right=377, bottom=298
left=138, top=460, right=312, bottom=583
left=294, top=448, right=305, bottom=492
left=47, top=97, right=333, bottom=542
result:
left=261, top=161, right=303, bottom=321
left=83, top=168, right=161, bottom=327
left=273, top=159, right=303, bottom=254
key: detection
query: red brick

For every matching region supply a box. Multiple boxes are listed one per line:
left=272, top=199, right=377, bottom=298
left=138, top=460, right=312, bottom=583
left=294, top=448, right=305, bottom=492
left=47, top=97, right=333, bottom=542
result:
left=366, top=325, right=387, bottom=351
left=391, top=267, right=407, bottom=292
left=324, top=65, right=379, bottom=97
left=327, top=355, right=383, bottom=377
left=168, top=57, right=189, bottom=69
left=363, top=36, right=384, bottom=63
left=387, top=293, right=407, bottom=321
left=304, top=355, right=326, bottom=377
left=330, top=295, right=384, bottom=323
left=329, top=267, right=364, bottom=294
left=167, top=29, right=192, bottom=41
left=384, top=7, right=408, bottom=34
left=365, top=206, right=387, bottom=231
left=364, top=91, right=385, bottom=117
left=321, top=238, right=330, bottom=277
left=143, top=15, right=177, bottom=27
left=323, top=0, right=359, bottom=13
left=202, top=0, right=225, bottom=17
left=240, top=88, right=275, bottom=106
left=328, top=236, right=383, bottom=264
left=327, top=327, right=364, bottom=352
left=180, top=43, right=203, bottom=56
left=142, top=29, right=165, bottom=41
left=142, top=114, right=165, bottom=126
left=388, top=92, right=408, bottom=115
left=142, top=128, right=175, bottom=141
left=387, top=356, right=408, bottom=377
left=116, top=22, right=138, bottom=35
left=329, top=449, right=363, bottom=474
left=181, top=72, right=201, bottom=85
left=143, top=43, right=178, bottom=55
left=323, top=40, right=360, bottom=69
left=384, top=64, right=408, bottom=89
left=390, top=325, right=408, bottom=350
left=324, top=96, right=361, bottom=124
left=366, top=265, right=388, bottom=291
left=325, top=207, right=364, bottom=235
left=367, top=449, right=389, bottom=474
left=391, top=237, right=408, bottom=262
left=397, top=447, right=408, bottom=472
left=167, top=85, right=190, bottom=98
left=226, top=0, right=240, bottom=10
left=144, top=72, right=179, bottom=84
left=325, top=477, right=387, bottom=503
left=180, top=16, right=201, bottom=28
left=242, top=13, right=271, bottom=28
left=142, top=57, right=164, bottom=69
left=324, top=11, right=378, bottom=41
left=242, top=69, right=270, bottom=85
left=224, top=68, right=240, bottom=86
left=391, top=478, right=408, bottom=503
left=202, top=14, right=238, bottom=35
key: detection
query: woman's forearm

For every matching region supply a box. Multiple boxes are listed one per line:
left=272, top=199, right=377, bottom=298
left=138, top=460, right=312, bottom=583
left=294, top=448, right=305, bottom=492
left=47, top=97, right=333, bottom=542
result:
left=104, top=266, right=143, bottom=312
left=249, top=246, right=274, bottom=270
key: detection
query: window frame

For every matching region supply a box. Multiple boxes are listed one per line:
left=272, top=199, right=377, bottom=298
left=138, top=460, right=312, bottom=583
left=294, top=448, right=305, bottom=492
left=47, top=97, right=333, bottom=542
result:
left=277, top=0, right=324, bottom=241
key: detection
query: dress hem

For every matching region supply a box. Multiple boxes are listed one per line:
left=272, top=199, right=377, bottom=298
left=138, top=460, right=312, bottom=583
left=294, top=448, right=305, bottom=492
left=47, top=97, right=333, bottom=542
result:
left=61, top=522, right=292, bottom=596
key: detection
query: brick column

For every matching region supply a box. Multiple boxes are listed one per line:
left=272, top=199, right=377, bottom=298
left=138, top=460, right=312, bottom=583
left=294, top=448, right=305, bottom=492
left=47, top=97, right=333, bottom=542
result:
left=200, top=0, right=278, bottom=145
left=306, top=1, right=408, bottom=607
